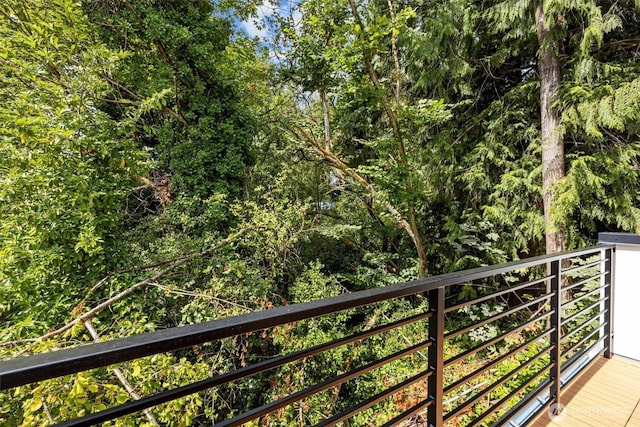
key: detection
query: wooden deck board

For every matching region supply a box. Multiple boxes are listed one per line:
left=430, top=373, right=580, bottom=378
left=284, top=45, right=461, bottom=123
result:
left=531, top=356, right=640, bottom=427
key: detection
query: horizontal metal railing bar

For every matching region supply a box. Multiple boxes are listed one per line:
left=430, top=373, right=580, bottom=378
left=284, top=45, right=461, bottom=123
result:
left=444, top=345, right=550, bottom=421
left=314, top=369, right=433, bottom=426
left=445, top=293, right=551, bottom=341
left=561, top=296, right=607, bottom=327
left=214, top=340, right=433, bottom=427
left=444, top=310, right=553, bottom=367
left=473, top=370, right=551, bottom=427
left=562, top=258, right=606, bottom=276
left=443, top=329, right=552, bottom=395
left=560, top=335, right=607, bottom=378
left=444, top=275, right=551, bottom=314
left=51, top=311, right=433, bottom=427
left=380, top=398, right=433, bottom=427
left=561, top=272, right=606, bottom=295
left=561, top=323, right=606, bottom=359
left=562, top=308, right=607, bottom=342
left=561, top=287, right=602, bottom=309
left=1, top=245, right=610, bottom=390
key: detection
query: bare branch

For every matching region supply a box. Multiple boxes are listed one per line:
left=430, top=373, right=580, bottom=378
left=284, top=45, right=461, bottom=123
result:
left=84, top=320, right=159, bottom=426
left=102, top=74, right=187, bottom=125
left=42, top=400, right=54, bottom=425
left=149, top=283, right=253, bottom=312
left=320, top=89, right=332, bottom=151
left=73, top=274, right=112, bottom=315
left=103, top=74, right=140, bottom=100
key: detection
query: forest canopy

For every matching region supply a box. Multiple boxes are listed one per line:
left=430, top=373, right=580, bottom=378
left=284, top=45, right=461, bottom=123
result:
left=1, top=0, right=639, bottom=425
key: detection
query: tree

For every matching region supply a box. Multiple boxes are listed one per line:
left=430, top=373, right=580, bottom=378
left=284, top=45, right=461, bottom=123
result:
left=0, top=0, right=146, bottom=338
left=408, top=0, right=640, bottom=257
left=86, top=0, right=258, bottom=219
left=485, top=0, right=640, bottom=250
left=276, top=0, right=456, bottom=278
left=0, top=2, right=268, bottom=423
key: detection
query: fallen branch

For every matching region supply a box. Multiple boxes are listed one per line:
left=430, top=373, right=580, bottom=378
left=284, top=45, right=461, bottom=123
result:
left=73, top=274, right=112, bottom=316
left=1, top=229, right=247, bottom=348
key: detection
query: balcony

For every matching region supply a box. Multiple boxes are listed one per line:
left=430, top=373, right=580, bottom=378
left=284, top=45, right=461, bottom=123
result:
left=1, top=233, right=639, bottom=426
left=530, top=356, right=640, bottom=426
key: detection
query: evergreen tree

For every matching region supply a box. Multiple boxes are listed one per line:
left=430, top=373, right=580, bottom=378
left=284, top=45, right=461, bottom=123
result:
left=408, top=0, right=640, bottom=257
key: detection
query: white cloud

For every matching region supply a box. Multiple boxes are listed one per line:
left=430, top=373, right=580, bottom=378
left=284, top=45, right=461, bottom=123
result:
left=242, top=1, right=279, bottom=41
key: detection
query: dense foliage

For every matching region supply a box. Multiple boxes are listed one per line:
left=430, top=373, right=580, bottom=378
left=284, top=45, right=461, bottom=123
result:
left=1, top=0, right=639, bottom=425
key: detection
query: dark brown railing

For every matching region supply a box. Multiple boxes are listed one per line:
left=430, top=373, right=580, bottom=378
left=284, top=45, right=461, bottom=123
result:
left=0, top=245, right=614, bottom=426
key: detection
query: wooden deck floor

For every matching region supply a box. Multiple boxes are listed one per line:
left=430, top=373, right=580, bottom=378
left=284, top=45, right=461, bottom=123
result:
left=529, top=356, right=640, bottom=427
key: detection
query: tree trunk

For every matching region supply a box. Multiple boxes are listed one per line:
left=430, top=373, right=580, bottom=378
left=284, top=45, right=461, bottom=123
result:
left=320, top=89, right=332, bottom=151
left=535, top=2, right=566, bottom=255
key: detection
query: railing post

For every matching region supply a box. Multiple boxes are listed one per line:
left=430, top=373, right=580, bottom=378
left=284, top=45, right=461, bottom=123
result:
left=549, top=259, right=562, bottom=412
left=604, top=247, right=614, bottom=359
left=428, top=286, right=445, bottom=427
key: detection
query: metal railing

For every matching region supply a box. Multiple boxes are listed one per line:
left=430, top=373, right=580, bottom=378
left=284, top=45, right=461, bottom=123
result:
left=0, top=245, right=614, bottom=426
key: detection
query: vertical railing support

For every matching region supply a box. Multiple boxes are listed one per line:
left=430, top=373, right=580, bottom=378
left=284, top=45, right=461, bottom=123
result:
left=604, top=247, right=614, bottom=359
left=549, top=259, right=562, bottom=412
left=427, top=286, right=445, bottom=427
